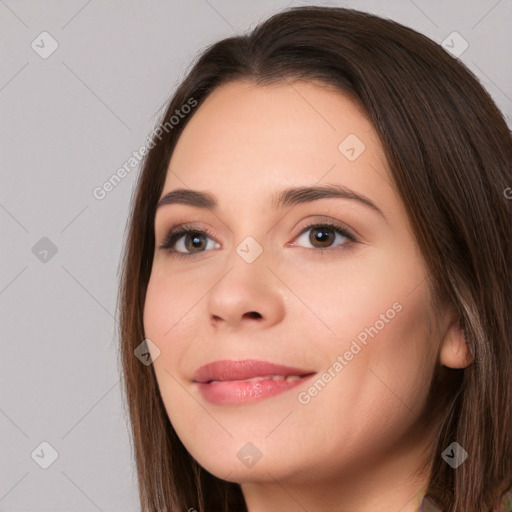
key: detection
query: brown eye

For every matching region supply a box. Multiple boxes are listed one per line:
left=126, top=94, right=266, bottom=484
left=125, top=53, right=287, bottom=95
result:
left=183, top=232, right=208, bottom=252
left=309, top=226, right=336, bottom=248
left=160, top=227, right=221, bottom=256
left=294, top=222, right=356, bottom=251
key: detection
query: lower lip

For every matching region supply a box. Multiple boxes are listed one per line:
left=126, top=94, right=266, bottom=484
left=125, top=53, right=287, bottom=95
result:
left=195, top=374, right=315, bottom=405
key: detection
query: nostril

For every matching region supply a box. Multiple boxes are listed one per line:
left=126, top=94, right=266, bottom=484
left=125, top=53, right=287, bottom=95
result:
left=244, top=311, right=262, bottom=319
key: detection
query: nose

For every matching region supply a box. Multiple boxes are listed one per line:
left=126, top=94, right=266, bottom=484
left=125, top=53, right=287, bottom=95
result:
left=207, top=253, right=285, bottom=331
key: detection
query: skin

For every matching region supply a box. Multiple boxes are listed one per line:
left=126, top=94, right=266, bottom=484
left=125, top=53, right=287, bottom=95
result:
left=143, top=80, right=473, bottom=512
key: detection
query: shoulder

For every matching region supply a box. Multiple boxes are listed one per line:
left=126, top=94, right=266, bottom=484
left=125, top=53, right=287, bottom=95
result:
left=495, top=487, right=512, bottom=512
left=418, top=495, right=442, bottom=512
left=418, top=487, right=512, bottom=512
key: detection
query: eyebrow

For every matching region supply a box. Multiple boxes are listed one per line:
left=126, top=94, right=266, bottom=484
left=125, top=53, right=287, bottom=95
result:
left=156, top=184, right=386, bottom=219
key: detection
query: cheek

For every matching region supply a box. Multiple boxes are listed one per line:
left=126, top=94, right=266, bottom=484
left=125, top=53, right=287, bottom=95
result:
left=143, top=268, right=212, bottom=388
left=143, top=269, right=196, bottom=344
left=143, top=273, right=190, bottom=385
left=291, top=293, right=435, bottom=469
left=298, top=249, right=435, bottom=417
left=372, top=298, right=436, bottom=401
left=341, top=283, right=436, bottom=425
left=143, top=276, right=168, bottom=341
left=142, top=273, right=204, bottom=432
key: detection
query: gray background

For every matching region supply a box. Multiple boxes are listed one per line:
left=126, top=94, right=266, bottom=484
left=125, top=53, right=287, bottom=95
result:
left=1, top=0, right=510, bottom=510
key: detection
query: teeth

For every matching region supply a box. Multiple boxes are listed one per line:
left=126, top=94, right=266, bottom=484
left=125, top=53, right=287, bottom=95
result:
left=210, top=375, right=303, bottom=384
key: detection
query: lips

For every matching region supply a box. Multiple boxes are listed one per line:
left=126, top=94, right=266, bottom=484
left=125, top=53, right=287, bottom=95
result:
left=192, top=359, right=316, bottom=405
left=192, top=359, right=315, bottom=383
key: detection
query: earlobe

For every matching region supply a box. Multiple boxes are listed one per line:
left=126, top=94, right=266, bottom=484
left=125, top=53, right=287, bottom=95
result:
left=439, top=320, right=474, bottom=369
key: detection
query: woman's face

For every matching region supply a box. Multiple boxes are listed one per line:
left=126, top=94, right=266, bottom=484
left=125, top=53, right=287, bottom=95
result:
left=143, top=80, right=449, bottom=499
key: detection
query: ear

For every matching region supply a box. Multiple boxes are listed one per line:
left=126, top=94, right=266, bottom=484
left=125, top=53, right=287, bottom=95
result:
left=439, top=315, right=474, bottom=369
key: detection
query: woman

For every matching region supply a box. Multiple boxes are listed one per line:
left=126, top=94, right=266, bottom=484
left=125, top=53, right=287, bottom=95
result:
left=117, top=5, right=512, bottom=511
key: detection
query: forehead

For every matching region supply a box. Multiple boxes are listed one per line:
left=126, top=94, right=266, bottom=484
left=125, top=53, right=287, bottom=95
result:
left=162, top=80, right=393, bottom=213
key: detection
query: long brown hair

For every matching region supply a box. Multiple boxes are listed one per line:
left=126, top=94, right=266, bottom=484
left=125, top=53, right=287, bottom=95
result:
left=117, top=6, right=512, bottom=511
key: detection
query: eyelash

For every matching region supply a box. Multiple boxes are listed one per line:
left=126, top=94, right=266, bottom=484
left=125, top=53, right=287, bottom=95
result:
left=159, top=221, right=358, bottom=259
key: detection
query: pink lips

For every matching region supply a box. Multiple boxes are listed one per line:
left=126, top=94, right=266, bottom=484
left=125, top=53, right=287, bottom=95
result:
left=192, top=359, right=316, bottom=405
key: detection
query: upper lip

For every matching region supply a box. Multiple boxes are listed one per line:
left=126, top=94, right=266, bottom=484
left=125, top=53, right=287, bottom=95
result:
left=193, top=359, right=316, bottom=383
